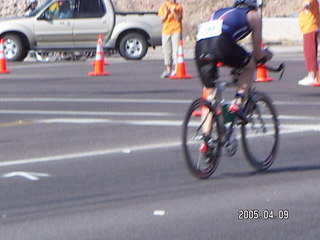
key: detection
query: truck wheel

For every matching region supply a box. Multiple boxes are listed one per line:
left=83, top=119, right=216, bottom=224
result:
left=118, top=33, right=148, bottom=60
left=3, top=34, right=28, bottom=61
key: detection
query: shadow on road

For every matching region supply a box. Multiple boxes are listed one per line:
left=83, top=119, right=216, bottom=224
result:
left=219, top=164, right=320, bottom=179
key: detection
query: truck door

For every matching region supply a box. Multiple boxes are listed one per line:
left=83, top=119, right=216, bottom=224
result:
left=34, top=0, right=75, bottom=48
left=73, top=0, right=115, bottom=48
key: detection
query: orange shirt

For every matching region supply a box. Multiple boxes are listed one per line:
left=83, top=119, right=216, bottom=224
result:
left=299, top=0, right=320, bottom=34
left=158, top=1, right=183, bottom=35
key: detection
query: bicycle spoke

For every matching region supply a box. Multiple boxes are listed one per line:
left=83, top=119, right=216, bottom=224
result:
left=182, top=99, right=222, bottom=178
left=242, top=92, right=279, bottom=170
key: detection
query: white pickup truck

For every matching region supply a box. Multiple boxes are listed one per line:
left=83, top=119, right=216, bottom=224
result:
left=0, top=0, right=162, bottom=61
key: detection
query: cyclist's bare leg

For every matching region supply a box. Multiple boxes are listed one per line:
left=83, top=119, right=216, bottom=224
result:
left=232, top=58, right=255, bottom=108
left=201, top=88, right=214, bottom=135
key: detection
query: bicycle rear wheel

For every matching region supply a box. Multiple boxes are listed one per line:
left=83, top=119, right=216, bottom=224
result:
left=182, top=98, right=222, bottom=178
left=241, top=92, right=279, bottom=171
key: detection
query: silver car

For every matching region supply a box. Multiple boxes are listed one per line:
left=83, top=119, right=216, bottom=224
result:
left=0, top=0, right=162, bottom=61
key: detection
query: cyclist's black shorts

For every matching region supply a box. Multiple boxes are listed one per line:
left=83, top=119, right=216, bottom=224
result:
left=195, top=33, right=251, bottom=88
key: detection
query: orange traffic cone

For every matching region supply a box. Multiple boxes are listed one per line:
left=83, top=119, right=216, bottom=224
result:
left=0, top=39, right=10, bottom=74
left=256, top=43, right=273, bottom=82
left=256, top=64, right=273, bottom=82
left=170, top=40, right=192, bottom=79
left=192, top=88, right=209, bottom=117
left=89, top=35, right=109, bottom=76
left=91, top=35, right=109, bottom=66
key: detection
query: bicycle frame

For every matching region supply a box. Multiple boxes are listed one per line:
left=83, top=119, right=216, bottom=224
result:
left=207, top=62, right=284, bottom=146
left=208, top=76, right=247, bottom=147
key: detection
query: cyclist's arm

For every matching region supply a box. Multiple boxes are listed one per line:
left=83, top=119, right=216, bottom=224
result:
left=247, top=10, right=273, bottom=63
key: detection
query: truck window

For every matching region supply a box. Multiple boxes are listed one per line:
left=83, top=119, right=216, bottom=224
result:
left=42, top=0, right=76, bottom=20
left=78, top=0, right=106, bottom=18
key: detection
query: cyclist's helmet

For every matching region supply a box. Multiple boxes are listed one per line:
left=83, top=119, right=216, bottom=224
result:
left=234, top=0, right=262, bottom=8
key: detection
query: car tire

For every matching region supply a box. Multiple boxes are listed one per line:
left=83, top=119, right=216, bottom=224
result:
left=3, top=34, right=28, bottom=61
left=118, top=32, right=148, bottom=60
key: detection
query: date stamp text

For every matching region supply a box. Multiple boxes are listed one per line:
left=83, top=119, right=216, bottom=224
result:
left=238, top=209, right=289, bottom=220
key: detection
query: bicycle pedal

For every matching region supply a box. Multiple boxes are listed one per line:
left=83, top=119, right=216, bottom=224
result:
left=199, top=149, right=214, bottom=164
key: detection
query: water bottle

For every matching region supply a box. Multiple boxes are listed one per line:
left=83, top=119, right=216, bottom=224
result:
left=222, top=102, right=236, bottom=123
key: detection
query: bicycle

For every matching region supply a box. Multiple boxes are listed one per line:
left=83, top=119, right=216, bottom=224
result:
left=182, top=61, right=285, bottom=179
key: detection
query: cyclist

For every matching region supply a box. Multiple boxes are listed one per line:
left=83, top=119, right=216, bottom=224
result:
left=195, top=0, right=273, bottom=151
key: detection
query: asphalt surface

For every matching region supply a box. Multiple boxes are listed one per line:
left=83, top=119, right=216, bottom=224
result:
left=0, top=51, right=319, bottom=239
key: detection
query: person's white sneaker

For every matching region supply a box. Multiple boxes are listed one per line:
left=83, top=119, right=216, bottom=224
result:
left=298, top=76, right=317, bottom=86
left=160, top=70, right=170, bottom=78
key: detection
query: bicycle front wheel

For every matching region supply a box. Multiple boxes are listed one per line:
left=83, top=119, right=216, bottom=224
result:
left=182, top=98, right=222, bottom=179
left=241, top=92, right=279, bottom=171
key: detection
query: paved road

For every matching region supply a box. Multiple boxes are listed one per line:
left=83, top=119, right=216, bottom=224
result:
left=0, top=55, right=319, bottom=239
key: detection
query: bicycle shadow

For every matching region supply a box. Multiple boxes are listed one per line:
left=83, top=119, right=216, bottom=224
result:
left=297, top=93, right=320, bottom=98
left=217, top=164, right=320, bottom=179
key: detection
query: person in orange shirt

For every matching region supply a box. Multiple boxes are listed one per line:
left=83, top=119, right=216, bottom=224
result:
left=158, top=0, right=183, bottom=78
left=298, top=0, right=320, bottom=86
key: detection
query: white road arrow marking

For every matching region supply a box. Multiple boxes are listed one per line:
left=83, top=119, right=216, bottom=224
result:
left=2, top=172, right=50, bottom=181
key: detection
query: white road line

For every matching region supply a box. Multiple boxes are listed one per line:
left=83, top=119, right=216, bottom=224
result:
left=39, top=118, right=320, bottom=127
left=0, top=110, right=173, bottom=117
left=281, top=124, right=320, bottom=132
left=1, top=98, right=320, bottom=106
left=0, top=98, right=190, bottom=104
left=0, top=107, right=320, bottom=121
left=153, top=210, right=166, bottom=216
left=279, top=115, right=320, bottom=120
left=37, top=118, right=183, bottom=126
left=0, top=141, right=181, bottom=167
left=0, top=123, right=318, bottom=168
left=38, top=118, right=112, bottom=124
left=275, top=101, right=320, bottom=106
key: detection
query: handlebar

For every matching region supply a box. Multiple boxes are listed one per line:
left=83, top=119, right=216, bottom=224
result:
left=257, top=46, right=285, bottom=81
left=266, top=63, right=285, bottom=81
left=230, top=62, right=285, bottom=82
